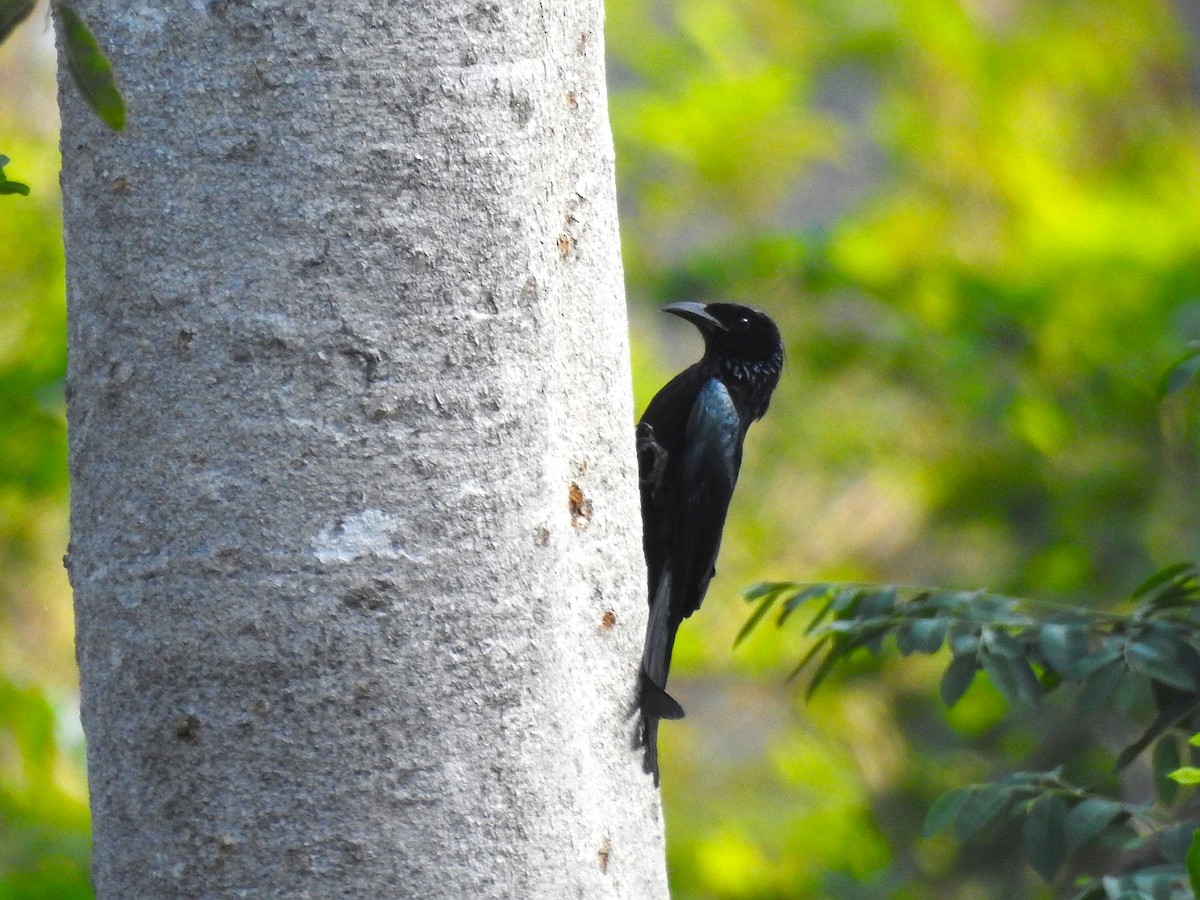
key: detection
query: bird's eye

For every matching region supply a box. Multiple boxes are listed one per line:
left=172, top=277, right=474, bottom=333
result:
left=733, top=316, right=750, bottom=331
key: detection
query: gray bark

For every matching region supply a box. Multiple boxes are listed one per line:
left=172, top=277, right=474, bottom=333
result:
left=59, top=1, right=668, bottom=896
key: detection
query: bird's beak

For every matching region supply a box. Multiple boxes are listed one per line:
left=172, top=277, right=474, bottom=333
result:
left=662, top=302, right=726, bottom=332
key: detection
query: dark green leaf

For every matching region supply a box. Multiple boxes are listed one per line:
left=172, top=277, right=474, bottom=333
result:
left=1072, top=647, right=1124, bottom=681
left=954, top=784, right=1011, bottom=840
left=981, top=650, right=1024, bottom=704
left=1158, top=820, right=1197, bottom=864
left=742, top=581, right=788, bottom=601
left=0, top=178, right=31, bottom=196
left=0, top=153, right=30, bottom=195
left=801, top=624, right=892, bottom=697
left=948, top=619, right=981, bottom=656
left=1161, top=351, right=1200, bottom=398
left=1132, top=562, right=1196, bottom=599
left=0, top=0, right=36, bottom=45
left=777, top=584, right=832, bottom=628
left=1039, top=622, right=1091, bottom=675
left=897, top=616, right=948, bottom=656
left=923, top=786, right=970, bottom=837
left=786, top=634, right=831, bottom=683
left=1153, top=736, right=1182, bottom=805
left=1024, top=793, right=1068, bottom=882
left=736, top=590, right=781, bottom=646
left=941, top=653, right=978, bottom=707
left=56, top=2, right=126, bottom=130
left=1065, top=797, right=1125, bottom=850
left=1126, top=637, right=1200, bottom=691
left=782, top=583, right=832, bottom=611
left=803, top=639, right=845, bottom=699
left=828, top=587, right=861, bottom=615
left=983, top=627, right=1025, bottom=660
left=1014, top=655, right=1044, bottom=703
left=858, top=587, right=897, bottom=619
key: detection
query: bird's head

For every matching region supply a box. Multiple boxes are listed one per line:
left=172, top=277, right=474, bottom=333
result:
left=662, top=301, right=782, bottom=363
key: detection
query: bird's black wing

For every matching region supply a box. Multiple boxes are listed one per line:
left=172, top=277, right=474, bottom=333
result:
left=671, top=376, right=742, bottom=621
left=636, top=376, right=745, bottom=781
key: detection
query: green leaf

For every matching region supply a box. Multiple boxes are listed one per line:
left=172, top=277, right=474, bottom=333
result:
left=742, top=581, right=788, bottom=601
left=1169, top=767, right=1200, bottom=785
left=786, top=634, right=830, bottom=683
left=949, top=628, right=980, bottom=657
left=897, top=616, right=948, bottom=656
left=1132, top=562, right=1196, bottom=599
left=981, top=650, right=1039, bottom=705
left=858, top=587, right=897, bottom=619
left=983, top=627, right=1025, bottom=660
left=954, top=785, right=1011, bottom=840
left=777, top=583, right=832, bottom=626
left=55, top=2, right=126, bottom=130
left=1158, top=821, right=1198, bottom=864
left=1024, top=793, right=1068, bottom=882
left=1160, top=350, right=1200, bottom=398
left=736, top=589, right=781, bottom=646
left=941, top=653, right=978, bottom=707
left=0, top=0, right=36, bottom=45
left=1064, top=797, right=1125, bottom=850
left=1125, top=637, right=1200, bottom=692
left=1039, top=622, right=1090, bottom=675
left=0, top=153, right=31, bottom=195
left=1186, top=830, right=1200, bottom=896
left=923, top=786, right=970, bottom=837
left=0, top=178, right=31, bottom=196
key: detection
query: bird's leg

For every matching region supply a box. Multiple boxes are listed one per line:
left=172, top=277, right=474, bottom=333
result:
left=636, top=422, right=668, bottom=500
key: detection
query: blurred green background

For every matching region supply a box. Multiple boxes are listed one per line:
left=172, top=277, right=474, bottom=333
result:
left=3, top=0, right=1200, bottom=896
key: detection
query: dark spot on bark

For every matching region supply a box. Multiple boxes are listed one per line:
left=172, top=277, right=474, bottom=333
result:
left=343, top=581, right=391, bottom=612
left=231, top=346, right=252, bottom=363
left=568, top=482, right=592, bottom=528
left=177, top=328, right=194, bottom=350
left=557, top=234, right=574, bottom=258
left=535, top=524, right=551, bottom=546
left=510, top=90, right=533, bottom=127
left=600, top=610, right=617, bottom=631
left=597, top=836, right=611, bottom=872
left=113, top=175, right=132, bottom=193
left=565, top=91, right=578, bottom=109
left=339, top=344, right=387, bottom=384
left=465, top=1, right=501, bottom=30
left=520, top=276, right=539, bottom=305
left=174, top=714, right=201, bottom=741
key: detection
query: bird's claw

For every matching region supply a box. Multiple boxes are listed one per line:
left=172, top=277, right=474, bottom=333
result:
left=636, top=422, right=668, bottom=498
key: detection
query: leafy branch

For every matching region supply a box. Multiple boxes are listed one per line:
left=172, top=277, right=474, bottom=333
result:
left=739, top=562, right=1200, bottom=892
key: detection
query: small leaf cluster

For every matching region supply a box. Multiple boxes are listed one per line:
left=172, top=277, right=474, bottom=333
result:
left=923, top=769, right=1196, bottom=897
left=740, top=562, right=1200, bottom=889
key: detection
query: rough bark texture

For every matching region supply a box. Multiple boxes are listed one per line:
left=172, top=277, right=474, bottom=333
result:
left=59, top=1, right=668, bottom=896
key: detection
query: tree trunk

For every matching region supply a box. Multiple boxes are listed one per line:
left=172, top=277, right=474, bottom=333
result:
left=59, top=1, right=668, bottom=895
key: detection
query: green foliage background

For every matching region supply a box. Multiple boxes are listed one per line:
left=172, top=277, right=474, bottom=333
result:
left=2, top=0, right=1199, bottom=896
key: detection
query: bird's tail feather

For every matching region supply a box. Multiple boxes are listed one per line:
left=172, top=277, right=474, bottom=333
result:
left=637, top=569, right=685, bottom=784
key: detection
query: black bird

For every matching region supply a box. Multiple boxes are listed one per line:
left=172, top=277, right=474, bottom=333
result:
left=635, top=301, right=783, bottom=783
